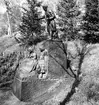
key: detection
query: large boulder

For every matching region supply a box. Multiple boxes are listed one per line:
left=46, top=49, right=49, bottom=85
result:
left=12, top=58, right=55, bottom=102
left=43, top=40, right=67, bottom=78
left=13, top=40, right=67, bottom=102
left=13, top=70, right=55, bottom=101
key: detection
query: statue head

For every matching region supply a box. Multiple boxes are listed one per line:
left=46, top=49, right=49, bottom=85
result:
left=39, top=46, right=45, bottom=52
left=31, top=53, right=37, bottom=59
left=42, top=5, right=48, bottom=11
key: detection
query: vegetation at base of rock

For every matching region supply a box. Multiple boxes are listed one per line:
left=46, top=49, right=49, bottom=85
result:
left=82, top=0, right=99, bottom=43
left=0, top=52, right=22, bottom=89
left=57, top=0, right=81, bottom=40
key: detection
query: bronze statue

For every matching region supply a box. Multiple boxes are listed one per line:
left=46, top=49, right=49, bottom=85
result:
left=43, top=5, right=57, bottom=39
left=37, top=5, right=58, bottom=39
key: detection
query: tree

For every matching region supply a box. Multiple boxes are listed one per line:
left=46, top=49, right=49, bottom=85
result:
left=4, top=0, right=12, bottom=36
left=55, top=0, right=82, bottom=82
left=82, top=0, right=99, bottom=43
left=57, top=0, right=81, bottom=40
left=19, top=0, right=44, bottom=47
left=0, top=52, right=21, bottom=89
left=4, top=0, right=21, bottom=35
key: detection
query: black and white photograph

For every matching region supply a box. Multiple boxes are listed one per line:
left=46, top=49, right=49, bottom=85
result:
left=0, top=0, right=99, bottom=105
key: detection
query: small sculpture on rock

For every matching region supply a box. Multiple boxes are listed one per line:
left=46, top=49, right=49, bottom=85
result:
left=37, top=47, right=48, bottom=79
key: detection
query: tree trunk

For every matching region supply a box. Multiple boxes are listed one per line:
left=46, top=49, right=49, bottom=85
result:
left=7, top=12, right=11, bottom=36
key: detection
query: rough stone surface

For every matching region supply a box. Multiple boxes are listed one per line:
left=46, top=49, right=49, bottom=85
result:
left=43, top=40, right=67, bottom=78
left=13, top=40, right=67, bottom=102
left=13, top=70, right=55, bottom=102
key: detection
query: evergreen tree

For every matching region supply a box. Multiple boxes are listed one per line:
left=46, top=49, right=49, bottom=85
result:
left=57, top=0, right=81, bottom=40
left=82, top=0, right=99, bottom=43
left=19, top=0, right=44, bottom=46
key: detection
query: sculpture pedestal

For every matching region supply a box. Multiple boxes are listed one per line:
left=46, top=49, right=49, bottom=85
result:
left=12, top=58, right=54, bottom=102
left=13, top=40, right=67, bottom=102
left=13, top=70, right=55, bottom=102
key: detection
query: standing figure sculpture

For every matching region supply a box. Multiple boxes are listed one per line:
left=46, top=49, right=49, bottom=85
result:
left=43, top=5, right=57, bottom=39
left=37, top=47, right=48, bottom=79
left=37, top=5, right=58, bottom=39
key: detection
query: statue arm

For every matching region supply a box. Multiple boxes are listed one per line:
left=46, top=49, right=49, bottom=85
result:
left=48, top=11, right=56, bottom=21
left=35, top=15, right=45, bottom=20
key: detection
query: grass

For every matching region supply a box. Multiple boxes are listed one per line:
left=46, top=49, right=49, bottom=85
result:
left=65, top=42, right=99, bottom=105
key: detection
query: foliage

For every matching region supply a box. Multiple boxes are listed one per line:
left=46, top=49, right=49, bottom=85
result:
left=86, top=83, right=99, bottom=101
left=80, top=75, right=99, bottom=103
left=19, top=0, right=44, bottom=47
left=57, top=0, right=81, bottom=40
left=0, top=52, right=21, bottom=89
left=82, top=0, right=99, bottom=43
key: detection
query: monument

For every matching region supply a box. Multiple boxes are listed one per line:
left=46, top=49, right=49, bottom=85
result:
left=12, top=57, right=55, bottom=101
left=12, top=40, right=66, bottom=102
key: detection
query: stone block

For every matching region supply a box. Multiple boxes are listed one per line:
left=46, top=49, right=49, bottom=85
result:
left=13, top=40, right=67, bottom=102
left=13, top=70, right=55, bottom=102
left=43, top=40, right=67, bottom=78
